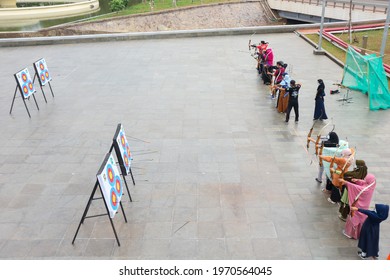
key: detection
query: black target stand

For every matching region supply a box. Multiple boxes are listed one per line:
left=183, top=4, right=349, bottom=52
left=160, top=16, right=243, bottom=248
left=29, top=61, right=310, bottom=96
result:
left=72, top=180, right=128, bottom=247
left=10, top=74, right=39, bottom=118
left=32, top=58, right=55, bottom=104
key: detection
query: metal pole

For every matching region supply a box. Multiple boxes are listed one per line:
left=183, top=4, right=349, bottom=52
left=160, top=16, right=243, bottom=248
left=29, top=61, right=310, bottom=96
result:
left=317, top=0, right=326, bottom=51
left=349, top=0, right=353, bottom=44
left=380, top=0, right=390, bottom=56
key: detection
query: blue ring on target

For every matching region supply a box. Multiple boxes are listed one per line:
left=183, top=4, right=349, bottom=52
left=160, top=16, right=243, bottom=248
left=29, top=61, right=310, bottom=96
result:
left=114, top=175, right=122, bottom=195
left=110, top=188, right=119, bottom=210
left=126, top=144, right=132, bottom=160
left=123, top=152, right=129, bottom=168
left=120, top=132, right=126, bottom=148
left=22, top=83, right=29, bottom=97
left=40, top=71, right=46, bottom=83
left=21, top=72, right=28, bottom=82
left=44, top=70, right=50, bottom=80
left=106, top=164, right=115, bottom=187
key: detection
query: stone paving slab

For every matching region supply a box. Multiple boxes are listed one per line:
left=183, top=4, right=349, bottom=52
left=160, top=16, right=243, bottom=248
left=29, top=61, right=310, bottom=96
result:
left=0, top=32, right=389, bottom=260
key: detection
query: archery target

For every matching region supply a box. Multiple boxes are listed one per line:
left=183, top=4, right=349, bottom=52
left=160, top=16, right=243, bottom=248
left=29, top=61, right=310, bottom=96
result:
left=33, top=58, right=52, bottom=86
left=97, top=153, right=123, bottom=218
left=113, top=124, right=133, bottom=176
left=14, top=68, right=35, bottom=99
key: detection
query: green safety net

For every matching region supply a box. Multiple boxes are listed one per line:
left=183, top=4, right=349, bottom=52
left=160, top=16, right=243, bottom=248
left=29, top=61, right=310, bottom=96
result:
left=341, top=46, right=390, bottom=110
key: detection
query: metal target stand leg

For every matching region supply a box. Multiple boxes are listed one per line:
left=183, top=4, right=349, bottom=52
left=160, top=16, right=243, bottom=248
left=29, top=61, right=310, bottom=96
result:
left=48, top=82, right=55, bottom=97
left=10, top=86, right=32, bottom=118
left=72, top=181, right=127, bottom=247
left=33, top=73, right=47, bottom=103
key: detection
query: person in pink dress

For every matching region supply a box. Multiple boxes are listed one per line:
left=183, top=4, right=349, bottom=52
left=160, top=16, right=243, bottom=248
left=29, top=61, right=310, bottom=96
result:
left=339, top=174, right=377, bottom=240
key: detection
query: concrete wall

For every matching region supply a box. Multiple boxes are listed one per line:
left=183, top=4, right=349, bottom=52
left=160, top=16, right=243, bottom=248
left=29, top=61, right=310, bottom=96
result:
left=267, top=0, right=388, bottom=21
left=0, top=0, right=100, bottom=27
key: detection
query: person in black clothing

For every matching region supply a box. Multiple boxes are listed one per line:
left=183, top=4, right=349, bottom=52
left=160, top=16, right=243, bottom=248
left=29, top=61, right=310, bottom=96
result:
left=313, top=79, right=328, bottom=121
left=285, top=80, right=301, bottom=123
left=315, top=131, right=339, bottom=184
left=351, top=204, right=389, bottom=259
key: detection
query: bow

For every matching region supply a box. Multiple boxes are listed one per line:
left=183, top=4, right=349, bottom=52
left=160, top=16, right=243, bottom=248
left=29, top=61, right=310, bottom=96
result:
left=329, top=142, right=345, bottom=179
left=306, top=110, right=326, bottom=150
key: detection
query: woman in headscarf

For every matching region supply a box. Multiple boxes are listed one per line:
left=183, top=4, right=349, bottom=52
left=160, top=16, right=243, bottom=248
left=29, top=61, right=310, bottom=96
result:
left=339, top=174, right=377, bottom=240
left=351, top=204, right=389, bottom=259
left=313, top=79, right=328, bottom=121
left=338, top=160, right=368, bottom=221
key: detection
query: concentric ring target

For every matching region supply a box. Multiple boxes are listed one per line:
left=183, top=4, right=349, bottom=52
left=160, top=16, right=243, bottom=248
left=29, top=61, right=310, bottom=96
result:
left=120, top=132, right=126, bottom=148
left=114, top=175, right=122, bottom=195
left=110, top=188, right=119, bottom=210
left=28, top=82, right=33, bottom=91
left=126, top=144, right=132, bottom=159
left=123, top=153, right=129, bottom=168
left=22, top=84, right=29, bottom=97
left=106, top=164, right=115, bottom=187
left=21, top=73, right=27, bottom=82
left=45, top=70, right=50, bottom=79
left=40, top=73, right=46, bottom=82
left=39, top=62, right=44, bottom=70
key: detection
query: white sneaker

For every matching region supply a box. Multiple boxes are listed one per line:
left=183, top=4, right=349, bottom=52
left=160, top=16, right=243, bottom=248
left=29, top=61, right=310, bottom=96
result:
left=327, top=197, right=336, bottom=204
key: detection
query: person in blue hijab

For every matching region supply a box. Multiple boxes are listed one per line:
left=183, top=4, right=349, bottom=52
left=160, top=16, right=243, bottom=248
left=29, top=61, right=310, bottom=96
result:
left=351, top=204, right=389, bottom=259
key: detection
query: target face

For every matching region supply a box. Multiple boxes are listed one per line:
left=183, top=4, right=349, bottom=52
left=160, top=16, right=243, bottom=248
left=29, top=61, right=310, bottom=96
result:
left=113, top=124, right=133, bottom=176
left=97, top=153, right=123, bottom=218
left=14, top=68, right=35, bottom=99
left=33, top=58, right=52, bottom=86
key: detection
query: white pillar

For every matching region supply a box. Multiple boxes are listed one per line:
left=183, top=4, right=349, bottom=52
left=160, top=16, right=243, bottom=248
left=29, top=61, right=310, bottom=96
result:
left=380, top=0, right=390, bottom=56
left=314, top=0, right=326, bottom=55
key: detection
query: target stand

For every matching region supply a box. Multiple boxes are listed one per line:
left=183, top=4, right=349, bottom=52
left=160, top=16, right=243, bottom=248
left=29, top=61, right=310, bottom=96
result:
left=33, top=58, right=55, bottom=103
left=10, top=67, right=39, bottom=118
left=109, top=123, right=136, bottom=202
left=72, top=153, right=128, bottom=246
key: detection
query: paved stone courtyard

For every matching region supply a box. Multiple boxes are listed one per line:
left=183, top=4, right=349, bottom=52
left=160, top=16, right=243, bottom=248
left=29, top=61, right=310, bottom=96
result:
left=0, top=32, right=389, bottom=259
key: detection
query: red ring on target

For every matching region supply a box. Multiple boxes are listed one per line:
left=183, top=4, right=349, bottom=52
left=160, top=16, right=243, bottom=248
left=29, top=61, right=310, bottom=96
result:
left=45, top=71, right=49, bottom=79
left=22, top=73, right=27, bottom=82
left=126, top=145, right=131, bottom=158
left=110, top=189, right=118, bottom=209
left=124, top=154, right=129, bottom=167
left=39, top=62, right=44, bottom=70
left=107, top=166, right=115, bottom=186
left=23, top=85, right=28, bottom=94
left=120, top=134, right=126, bottom=148
left=115, top=177, right=122, bottom=194
left=28, top=82, right=33, bottom=90
left=41, top=74, right=46, bottom=82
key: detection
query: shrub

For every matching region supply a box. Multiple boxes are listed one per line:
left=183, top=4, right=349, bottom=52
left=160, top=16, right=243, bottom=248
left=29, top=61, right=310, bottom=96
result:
left=110, top=0, right=126, bottom=12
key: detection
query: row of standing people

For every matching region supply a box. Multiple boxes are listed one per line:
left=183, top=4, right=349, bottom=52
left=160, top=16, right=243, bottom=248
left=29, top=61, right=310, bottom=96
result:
left=310, top=130, right=389, bottom=260
left=250, top=41, right=329, bottom=123
left=250, top=41, right=389, bottom=260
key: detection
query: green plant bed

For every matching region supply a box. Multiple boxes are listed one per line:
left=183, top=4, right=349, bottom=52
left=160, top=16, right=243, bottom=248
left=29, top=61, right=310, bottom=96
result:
left=334, top=29, right=390, bottom=66
left=305, top=34, right=347, bottom=63
left=97, top=0, right=236, bottom=19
